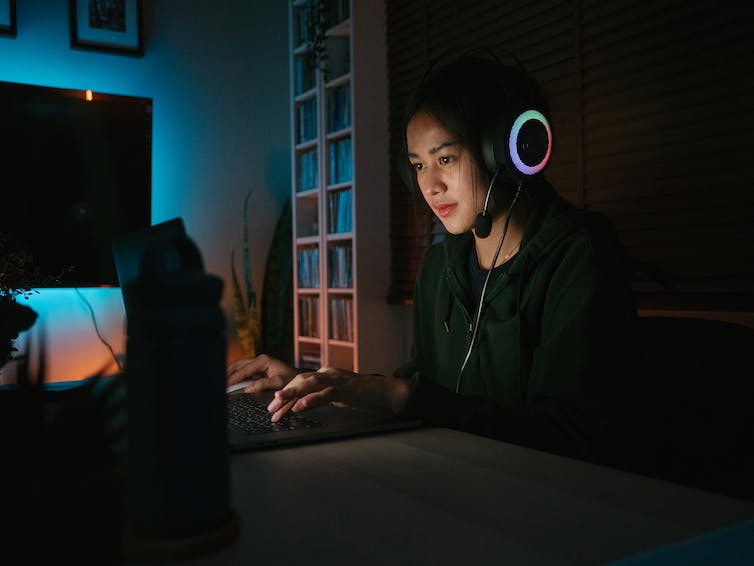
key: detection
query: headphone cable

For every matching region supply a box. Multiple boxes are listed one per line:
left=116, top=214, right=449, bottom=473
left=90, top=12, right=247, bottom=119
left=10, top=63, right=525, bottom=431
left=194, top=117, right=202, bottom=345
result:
left=455, top=182, right=523, bottom=393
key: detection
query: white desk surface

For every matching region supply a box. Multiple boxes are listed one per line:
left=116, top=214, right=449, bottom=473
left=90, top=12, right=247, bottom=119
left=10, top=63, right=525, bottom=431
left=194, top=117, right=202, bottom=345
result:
left=148, top=427, right=754, bottom=565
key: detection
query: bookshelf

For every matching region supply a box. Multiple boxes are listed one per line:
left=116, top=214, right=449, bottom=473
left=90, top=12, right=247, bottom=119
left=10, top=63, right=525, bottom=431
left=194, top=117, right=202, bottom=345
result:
left=289, top=0, right=405, bottom=374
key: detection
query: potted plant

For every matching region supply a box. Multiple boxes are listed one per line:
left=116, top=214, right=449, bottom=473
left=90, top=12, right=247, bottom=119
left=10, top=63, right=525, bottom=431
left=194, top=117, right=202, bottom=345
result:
left=0, top=233, right=43, bottom=371
left=231, top=190, right=262, bottom=358
left=0, top=234, right=124, bottom=561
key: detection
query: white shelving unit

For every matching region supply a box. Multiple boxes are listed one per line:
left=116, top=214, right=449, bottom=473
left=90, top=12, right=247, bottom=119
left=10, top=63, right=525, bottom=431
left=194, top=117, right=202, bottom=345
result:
left=288, top=0, right=406, bottom=374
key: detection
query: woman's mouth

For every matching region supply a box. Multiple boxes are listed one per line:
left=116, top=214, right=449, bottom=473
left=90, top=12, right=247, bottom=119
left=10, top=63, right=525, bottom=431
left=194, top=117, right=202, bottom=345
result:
left=436, top=203, right=457, bottom=218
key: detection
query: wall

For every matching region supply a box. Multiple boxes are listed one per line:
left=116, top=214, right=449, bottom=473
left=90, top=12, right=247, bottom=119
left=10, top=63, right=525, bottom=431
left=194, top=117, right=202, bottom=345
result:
left=0, top=0, right=291, bottom=381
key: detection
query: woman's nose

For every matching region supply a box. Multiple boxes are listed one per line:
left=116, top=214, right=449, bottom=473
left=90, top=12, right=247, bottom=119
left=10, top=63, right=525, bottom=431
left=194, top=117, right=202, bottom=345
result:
left=420, top=168, right=445, bottom=196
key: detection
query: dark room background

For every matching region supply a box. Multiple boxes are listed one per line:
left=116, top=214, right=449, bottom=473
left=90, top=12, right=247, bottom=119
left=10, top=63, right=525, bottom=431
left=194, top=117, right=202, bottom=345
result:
left=384, top=0, right=754, bottom=322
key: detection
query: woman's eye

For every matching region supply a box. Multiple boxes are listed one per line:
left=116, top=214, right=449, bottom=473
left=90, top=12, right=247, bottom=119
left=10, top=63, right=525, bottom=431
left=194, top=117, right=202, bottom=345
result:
left=411, top=162, right=423, bottom=171
left=439, top=155, right=453, bottom=165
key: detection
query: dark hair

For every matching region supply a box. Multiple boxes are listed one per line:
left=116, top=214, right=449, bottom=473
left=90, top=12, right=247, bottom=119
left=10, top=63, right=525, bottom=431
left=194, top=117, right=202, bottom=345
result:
left=399, top=53, right=550, bottom=192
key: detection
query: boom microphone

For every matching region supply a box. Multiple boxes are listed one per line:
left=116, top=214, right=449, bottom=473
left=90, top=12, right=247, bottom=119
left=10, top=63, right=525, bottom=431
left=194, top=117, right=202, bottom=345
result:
left=474, top=170, right=498, bottom=238
left=474, top=210, right=492, bottom=238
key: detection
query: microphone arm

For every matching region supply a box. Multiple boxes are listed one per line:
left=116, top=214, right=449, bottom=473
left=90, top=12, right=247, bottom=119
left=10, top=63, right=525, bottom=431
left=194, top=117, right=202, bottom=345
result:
left=474, top=169, right=500, bottom=238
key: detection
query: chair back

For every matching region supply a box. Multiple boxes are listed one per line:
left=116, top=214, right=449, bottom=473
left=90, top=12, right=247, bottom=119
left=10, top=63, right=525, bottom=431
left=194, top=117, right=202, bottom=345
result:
left=626, top=316, right=754, bottom=501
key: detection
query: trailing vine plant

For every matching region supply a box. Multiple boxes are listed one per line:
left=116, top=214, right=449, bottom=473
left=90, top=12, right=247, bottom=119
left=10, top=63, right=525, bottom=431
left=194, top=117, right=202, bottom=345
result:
left=305, top=0, right=329, bottom=79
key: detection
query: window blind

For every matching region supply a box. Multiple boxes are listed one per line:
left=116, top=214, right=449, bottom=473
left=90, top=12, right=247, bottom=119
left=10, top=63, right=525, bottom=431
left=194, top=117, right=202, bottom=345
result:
left=385, top=0, right=754, bottom=311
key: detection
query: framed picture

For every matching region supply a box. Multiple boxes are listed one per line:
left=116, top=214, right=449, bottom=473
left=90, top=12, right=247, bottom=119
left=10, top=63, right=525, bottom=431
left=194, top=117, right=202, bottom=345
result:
left=69, top=0, right=143, bottom=56
left=0, top=0, right=16, bottom=37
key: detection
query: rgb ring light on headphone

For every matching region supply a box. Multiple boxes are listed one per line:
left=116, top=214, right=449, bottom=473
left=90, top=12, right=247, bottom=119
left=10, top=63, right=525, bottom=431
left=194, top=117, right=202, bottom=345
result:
left=508, top=109, right=552, bottom=176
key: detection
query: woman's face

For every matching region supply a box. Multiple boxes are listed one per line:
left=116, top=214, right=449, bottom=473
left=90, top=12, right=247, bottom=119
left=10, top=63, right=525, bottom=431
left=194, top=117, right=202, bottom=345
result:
left=406, top=111, right=486, bottom=235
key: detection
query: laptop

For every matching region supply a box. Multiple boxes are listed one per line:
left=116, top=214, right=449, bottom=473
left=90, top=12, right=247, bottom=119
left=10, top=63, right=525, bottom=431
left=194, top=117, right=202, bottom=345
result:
left=112, top=218, right=422, bottom=452
left=225, top=387, right=422, bottom=451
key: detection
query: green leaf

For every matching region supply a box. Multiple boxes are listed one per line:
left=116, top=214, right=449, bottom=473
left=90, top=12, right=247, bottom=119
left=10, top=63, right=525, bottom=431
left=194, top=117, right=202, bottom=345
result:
left=242, top=189, right=255, bottom=309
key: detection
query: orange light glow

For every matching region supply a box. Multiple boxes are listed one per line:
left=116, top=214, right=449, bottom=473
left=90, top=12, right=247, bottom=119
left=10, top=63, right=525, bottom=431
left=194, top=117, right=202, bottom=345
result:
left=85, top=89, right=93, bottom=101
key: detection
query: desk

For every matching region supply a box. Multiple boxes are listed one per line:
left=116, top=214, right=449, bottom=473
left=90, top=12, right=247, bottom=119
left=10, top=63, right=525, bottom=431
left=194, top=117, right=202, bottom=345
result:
left=154, top=427, right=754, bottom=565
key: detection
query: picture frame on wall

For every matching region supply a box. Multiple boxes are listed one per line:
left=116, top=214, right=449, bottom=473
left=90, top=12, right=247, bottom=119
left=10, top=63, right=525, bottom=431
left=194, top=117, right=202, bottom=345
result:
left=0, top=0, right=16, bottom=37
left=69, top=0, right=143, bottom=56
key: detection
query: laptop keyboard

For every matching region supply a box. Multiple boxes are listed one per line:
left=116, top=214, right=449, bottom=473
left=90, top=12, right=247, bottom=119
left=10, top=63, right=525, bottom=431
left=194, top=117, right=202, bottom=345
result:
left=228, top=394, right=324, bottom=433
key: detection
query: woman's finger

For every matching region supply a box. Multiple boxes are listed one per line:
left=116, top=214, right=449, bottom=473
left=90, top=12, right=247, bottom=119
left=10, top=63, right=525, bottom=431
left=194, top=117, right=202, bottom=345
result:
left=226, top=357, right=263, bottom=383
left=293, top=386, right=337, bottom=411
left=244, top=373, right=285, bottom=392
left=269, top=397, right=297, bottom=423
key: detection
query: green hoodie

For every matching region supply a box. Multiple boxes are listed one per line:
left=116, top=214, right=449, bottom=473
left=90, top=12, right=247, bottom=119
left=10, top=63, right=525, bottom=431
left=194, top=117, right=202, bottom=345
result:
left=397, top=181, right=639, bottom=465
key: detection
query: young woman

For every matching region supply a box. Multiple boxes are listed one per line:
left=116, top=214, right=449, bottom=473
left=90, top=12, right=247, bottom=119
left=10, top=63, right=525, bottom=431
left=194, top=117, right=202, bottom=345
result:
left=227, top=54, right=639, bottom=465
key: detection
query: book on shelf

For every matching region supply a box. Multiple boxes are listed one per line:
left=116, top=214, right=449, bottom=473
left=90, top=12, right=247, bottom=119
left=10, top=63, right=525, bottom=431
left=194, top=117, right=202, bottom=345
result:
left=297, top=149, right=318, bottom=192
left=328, top=297, right=353, bottom=342
left=327, top=243, right=352, bottom=288
left=329, top=137, right=352, bottom=185
left=295, top=6, right=308, bottom=47
left=298, top=296, right=319, bottom=338
left=294, top=55, right=316, bottom=96
left=297, top=247, right=320, bottom=288
left=327, top=189, right=352, bottom=233
left=298, top=98, right=317, bottom=143
left=327, top=84, right=351, bottom=133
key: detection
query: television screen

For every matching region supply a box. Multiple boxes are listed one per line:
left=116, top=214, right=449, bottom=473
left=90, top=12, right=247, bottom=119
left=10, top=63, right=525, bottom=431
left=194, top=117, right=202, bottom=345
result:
left=0, top=81, right=152, bottom=287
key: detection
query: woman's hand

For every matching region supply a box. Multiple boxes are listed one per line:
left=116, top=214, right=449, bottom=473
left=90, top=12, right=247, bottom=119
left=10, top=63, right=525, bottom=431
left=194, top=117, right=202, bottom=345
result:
left=226, top=354, right=298, bottom=392
left=266, top=367, right=411, bottom=423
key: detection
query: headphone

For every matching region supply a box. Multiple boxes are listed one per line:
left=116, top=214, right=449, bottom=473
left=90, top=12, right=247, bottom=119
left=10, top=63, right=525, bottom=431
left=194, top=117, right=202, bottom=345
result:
left=474, top=74, right=553, bottom=238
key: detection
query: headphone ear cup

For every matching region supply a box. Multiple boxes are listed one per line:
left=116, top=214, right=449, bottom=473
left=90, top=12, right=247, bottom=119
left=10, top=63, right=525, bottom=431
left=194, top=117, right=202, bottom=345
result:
left=481, top=118, right=502, bottom=176
left=482, top=109, right=552, bottom=180
left=508, top=109, right=552, bottom=177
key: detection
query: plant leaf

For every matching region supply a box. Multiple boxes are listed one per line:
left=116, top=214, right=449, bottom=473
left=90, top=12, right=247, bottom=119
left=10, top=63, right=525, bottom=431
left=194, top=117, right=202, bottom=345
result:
left=231, top=250, right=253, bottom=358
left=242, top=189, right=255, bottom=309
